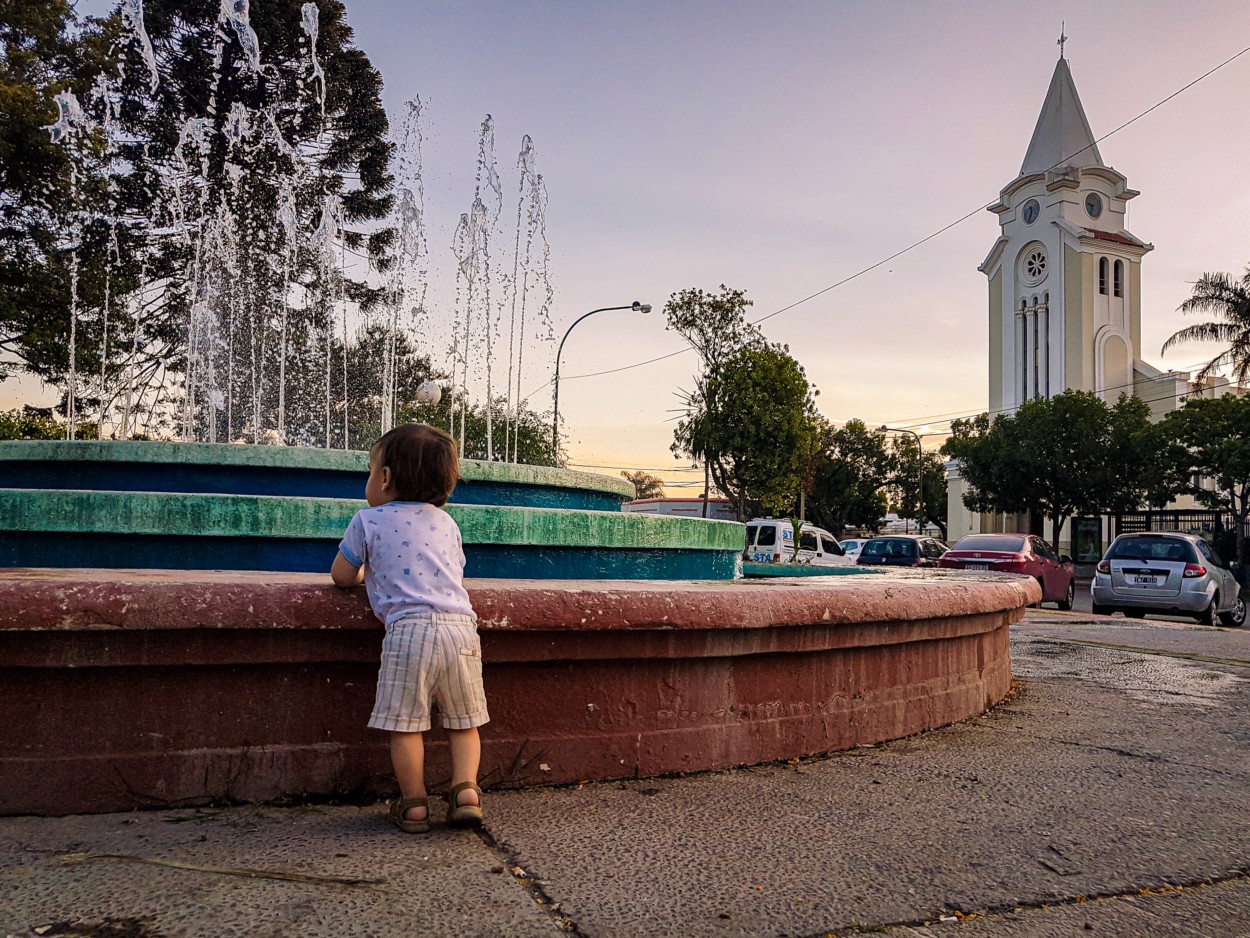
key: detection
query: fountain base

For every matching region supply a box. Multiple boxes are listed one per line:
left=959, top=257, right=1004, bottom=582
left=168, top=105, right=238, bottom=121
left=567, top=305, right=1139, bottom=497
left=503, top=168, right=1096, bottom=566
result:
left=0, top=568, right=1033, bottom=816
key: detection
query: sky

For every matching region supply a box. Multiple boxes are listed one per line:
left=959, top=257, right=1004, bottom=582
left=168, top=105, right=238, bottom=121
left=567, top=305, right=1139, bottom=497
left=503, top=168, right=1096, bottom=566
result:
left=16, top=1, right=1250, bottom=493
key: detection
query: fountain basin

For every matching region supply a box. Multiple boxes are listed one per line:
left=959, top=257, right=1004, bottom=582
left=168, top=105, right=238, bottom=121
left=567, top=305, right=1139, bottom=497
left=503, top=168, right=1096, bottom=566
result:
left=0, top=439, right=634, bottom=508
left=0, top=567, right=1034, bottom=816
left=0, top=441, right=743, bottom=579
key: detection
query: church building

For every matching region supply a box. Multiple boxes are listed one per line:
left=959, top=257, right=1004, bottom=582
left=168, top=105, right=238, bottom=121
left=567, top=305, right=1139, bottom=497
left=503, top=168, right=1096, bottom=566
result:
left=946, top=49, right=1196, bottom=556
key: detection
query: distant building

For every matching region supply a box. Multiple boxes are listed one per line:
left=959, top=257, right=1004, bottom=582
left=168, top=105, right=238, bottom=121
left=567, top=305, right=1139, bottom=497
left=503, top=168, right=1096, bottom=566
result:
left=947, top=50, right=1242, bottom=558
left=623, top=497, right=737, bottom=522
left=980, top=53, right=1156, bottom=414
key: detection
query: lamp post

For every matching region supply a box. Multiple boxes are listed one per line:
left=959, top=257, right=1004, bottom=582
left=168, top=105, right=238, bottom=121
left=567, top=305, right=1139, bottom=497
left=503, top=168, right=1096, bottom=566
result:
left=876, top=425, right=923, bottom=535
left=552, top=301, right=651, bottom=452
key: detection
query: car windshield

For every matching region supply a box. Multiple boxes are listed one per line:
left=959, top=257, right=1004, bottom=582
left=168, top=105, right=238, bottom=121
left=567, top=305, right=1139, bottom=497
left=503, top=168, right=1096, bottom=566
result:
left=952, top=535, right=1025, bottom=552
left=1108, top=536, right=1197, bottom=563
left=754, top=526, right=776, bottom=547
left=862, top=538, right=916, bottom=558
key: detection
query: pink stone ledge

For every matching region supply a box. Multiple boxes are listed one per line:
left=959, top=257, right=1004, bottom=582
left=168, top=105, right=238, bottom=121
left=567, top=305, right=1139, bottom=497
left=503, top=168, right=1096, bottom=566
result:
left=0, top=569, right=1037, bottom=816
left=0, top=567, right=1038, bottom=632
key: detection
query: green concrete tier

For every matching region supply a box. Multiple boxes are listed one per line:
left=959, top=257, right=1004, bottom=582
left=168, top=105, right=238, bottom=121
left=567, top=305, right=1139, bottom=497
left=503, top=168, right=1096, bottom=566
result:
left=0, top=439, right=635, bottom=509
left=0, top=489, right=743, bottom=579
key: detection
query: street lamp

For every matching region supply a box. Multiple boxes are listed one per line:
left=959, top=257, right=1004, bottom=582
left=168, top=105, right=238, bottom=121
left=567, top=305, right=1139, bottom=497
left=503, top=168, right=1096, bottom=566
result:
left=552, top=301, right=651, bottom=452
left=876, top=424, right=923, bottom=535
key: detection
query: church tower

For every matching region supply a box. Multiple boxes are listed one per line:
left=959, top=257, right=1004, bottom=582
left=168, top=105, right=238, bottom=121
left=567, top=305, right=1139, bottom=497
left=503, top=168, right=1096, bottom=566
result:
left=980, top=52, right=1153, bottom=414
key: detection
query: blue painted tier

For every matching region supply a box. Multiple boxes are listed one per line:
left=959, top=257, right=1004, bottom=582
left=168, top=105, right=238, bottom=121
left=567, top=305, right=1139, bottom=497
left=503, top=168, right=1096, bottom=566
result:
left=0, top=440, right=631, bottom=511
left=0, top=441, right=743, bottom=579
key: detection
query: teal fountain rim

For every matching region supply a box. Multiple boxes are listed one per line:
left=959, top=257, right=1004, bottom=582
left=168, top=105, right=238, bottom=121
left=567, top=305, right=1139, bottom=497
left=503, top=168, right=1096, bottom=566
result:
left=0, top=488, right=744, bottom=550
left=0, top=439, right=636, bottom=499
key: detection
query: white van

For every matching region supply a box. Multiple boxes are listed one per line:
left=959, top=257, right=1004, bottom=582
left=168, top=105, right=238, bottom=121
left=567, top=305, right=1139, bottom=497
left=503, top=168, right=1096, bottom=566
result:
left=744, top=518, right=852, bottom=566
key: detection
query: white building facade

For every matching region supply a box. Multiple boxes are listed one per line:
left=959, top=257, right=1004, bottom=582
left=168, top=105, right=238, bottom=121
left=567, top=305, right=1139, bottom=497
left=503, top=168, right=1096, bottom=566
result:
left=980, top=55, right=1154, bottom=416
left=947, top=53, right=1196, bottom=555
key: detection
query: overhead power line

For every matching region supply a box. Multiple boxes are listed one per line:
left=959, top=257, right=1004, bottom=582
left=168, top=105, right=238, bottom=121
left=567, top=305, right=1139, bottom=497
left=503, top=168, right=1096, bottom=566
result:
left=540, top=42, right=1250, bottom=395
left=878, top=356, right=1221, bottom=434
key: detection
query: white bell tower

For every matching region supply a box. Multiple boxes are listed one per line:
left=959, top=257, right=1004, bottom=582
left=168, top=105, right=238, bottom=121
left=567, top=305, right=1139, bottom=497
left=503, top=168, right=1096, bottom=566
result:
left=979, top=51, right=1153, bottom=415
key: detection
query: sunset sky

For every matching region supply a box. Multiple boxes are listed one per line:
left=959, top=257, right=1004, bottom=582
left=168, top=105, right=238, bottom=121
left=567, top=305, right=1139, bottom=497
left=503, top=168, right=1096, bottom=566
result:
left=339, top=0, right=1250, bottom=491
left=17, top=2, right=1250, bottom=492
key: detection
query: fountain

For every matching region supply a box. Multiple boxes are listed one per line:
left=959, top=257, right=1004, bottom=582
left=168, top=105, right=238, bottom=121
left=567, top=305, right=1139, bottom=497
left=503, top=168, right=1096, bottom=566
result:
left=0, top=1, right=1032, bottom=816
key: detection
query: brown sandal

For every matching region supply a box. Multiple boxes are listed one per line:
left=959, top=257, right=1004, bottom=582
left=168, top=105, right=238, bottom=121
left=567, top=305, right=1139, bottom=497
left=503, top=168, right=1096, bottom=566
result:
left=445, top=781, right=484, bottom=827
left=388, top=796, right=430, bottom=834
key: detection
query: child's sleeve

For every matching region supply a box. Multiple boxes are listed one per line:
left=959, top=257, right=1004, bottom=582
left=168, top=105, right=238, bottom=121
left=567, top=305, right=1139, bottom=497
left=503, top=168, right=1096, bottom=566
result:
left=338, top=511, right=367, bottom=569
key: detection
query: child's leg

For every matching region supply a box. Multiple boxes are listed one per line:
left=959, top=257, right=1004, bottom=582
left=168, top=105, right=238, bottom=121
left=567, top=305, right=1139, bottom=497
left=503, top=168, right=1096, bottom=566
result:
left=447, top=727, right=481, bottom=806
left=391, top=730, right=427, bottom=820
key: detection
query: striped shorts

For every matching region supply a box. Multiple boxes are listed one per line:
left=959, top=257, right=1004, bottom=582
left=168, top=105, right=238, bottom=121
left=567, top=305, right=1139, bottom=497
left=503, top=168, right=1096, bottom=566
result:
left=368, top=612, right=490, bottom=733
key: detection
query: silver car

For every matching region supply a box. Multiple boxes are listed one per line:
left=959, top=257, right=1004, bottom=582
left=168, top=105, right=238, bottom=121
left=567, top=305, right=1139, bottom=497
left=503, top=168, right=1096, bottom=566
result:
left=1091, top=532, right=1246, bottom=626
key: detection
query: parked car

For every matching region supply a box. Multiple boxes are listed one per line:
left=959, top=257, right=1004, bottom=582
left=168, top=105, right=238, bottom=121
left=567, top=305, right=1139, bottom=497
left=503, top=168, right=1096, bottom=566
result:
left=938, top=533, right=1076, bottom=610
left=838, top=538, right=869, bottom=560
left=1091, top=532, right=1246, bottom=626
left=855, top=535, right=948, bottom=568
left=744, top=518, right=851, bottom=566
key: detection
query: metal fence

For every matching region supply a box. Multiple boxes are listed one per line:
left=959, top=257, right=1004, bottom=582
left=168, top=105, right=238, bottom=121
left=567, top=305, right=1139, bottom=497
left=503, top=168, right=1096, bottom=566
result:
left=1114, top=510, right=1248, bottom=566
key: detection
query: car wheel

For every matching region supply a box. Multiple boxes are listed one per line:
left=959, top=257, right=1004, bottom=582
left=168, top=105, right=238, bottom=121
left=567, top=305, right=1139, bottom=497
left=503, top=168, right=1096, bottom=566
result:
left=1124, top=609, right=1146, bottom=619
left=1091, top=602, right=1113, bottom=616
left=1219, top=595, right=1247, bottom=628
left=1030, top=577, right=1044, bottom=608
left=1196, top=593, right=1218, bottom=626
left=1057, top=580, right=1075, bottom=611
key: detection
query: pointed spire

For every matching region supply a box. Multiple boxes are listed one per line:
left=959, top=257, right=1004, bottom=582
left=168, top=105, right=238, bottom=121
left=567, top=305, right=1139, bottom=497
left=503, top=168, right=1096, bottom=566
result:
left=1019, top=56, right=1104, bottom=176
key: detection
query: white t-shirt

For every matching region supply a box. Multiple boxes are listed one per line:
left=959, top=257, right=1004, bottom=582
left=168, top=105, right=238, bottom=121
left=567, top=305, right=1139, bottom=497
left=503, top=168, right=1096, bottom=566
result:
left=338, top=502, right=475, bottom=625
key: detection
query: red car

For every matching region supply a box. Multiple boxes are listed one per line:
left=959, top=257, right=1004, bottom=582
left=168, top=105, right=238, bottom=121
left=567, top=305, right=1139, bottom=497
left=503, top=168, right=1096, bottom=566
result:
left=938, top=533, right=1076, bottom=609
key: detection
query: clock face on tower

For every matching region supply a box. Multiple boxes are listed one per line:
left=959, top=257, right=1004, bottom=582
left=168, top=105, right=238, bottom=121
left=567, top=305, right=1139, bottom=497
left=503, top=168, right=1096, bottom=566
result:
left=1022, top=199, right=1040, bottom=224
left=1085, top=192, right=1103, bottom=219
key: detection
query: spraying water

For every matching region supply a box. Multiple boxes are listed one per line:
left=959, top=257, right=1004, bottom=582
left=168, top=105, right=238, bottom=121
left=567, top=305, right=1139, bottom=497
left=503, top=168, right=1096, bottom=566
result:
left=44, top=0, right=559, bottom=460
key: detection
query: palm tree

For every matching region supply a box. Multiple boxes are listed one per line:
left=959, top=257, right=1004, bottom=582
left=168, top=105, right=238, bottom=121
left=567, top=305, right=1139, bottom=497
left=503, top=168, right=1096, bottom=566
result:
left=1163, top=266, right=1250, bottom=385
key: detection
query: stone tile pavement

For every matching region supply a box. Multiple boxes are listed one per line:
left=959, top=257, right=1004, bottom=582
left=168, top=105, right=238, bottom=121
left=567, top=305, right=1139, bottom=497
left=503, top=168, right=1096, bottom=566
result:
left=3, top=611, right=1248, bottom=937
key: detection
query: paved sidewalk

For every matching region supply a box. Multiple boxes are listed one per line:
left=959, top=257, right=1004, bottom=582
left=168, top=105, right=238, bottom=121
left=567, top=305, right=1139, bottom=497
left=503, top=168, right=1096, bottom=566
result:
left=3, top=612, right=1248, bottom=938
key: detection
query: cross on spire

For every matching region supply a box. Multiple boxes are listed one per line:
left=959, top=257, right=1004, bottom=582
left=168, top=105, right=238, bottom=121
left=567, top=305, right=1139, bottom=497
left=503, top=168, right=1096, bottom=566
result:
left=1057, top=22, right=1067, bottom=59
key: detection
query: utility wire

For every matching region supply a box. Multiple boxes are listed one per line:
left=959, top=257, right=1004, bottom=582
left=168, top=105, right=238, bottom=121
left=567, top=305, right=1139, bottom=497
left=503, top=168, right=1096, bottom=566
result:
left=540, top=43, right=1250, bottom=394
left=577, top=353, right=1222, bottom=473
left=877, top=356, right=1221, bottom=434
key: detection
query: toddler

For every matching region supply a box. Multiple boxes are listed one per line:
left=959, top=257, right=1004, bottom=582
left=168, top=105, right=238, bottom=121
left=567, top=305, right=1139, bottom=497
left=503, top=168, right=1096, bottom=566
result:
left=331, top=423, right=488, bottom=832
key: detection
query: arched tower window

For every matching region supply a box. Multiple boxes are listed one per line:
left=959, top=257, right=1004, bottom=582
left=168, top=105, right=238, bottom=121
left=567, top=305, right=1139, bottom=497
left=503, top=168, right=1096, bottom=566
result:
left=1113, top=260, right=1124, bottom=298
left=1043, top=292, right=1049, bottom=305
left=1098, top=257, right=1109, bottom=295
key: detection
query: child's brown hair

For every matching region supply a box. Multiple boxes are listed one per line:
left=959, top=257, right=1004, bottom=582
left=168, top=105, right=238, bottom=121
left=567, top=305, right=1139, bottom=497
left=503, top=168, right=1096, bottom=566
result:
left=371, top=424, right=460, bottom=506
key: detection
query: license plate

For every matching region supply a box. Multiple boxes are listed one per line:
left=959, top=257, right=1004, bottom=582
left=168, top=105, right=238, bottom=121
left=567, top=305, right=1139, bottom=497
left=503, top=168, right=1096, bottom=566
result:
left=1133, top=575, right=1158, bottom=585
left=965, top=563, right=989, bottom=571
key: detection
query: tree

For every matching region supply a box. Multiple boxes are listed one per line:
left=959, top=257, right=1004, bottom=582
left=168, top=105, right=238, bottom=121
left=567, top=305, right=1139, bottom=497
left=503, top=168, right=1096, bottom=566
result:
left=0, top=1, right=117, bottom=393
left=312, top=323, right=441, bottom=451
left=886, top=439, right=950, bottom=540
left=663, top=285, right=764, bottom=378
left=400, top=393, right=558, bottom=467
left=674, top=341, right=819, bottom=521
left=621, top=470, right=664, bottom=500
left=2, top=1, right=396, bottom=442
left=665, top=284, right=761, bottom=488
left=0, top=407, right=94, bottom=440
left=804, top=419, right=891, bottom=535
left=1163, top=265, right=1250, bottom=386
left=942, top=390, right=1166, bottom=544
left=1161, top=394, right=1250, bottom=564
